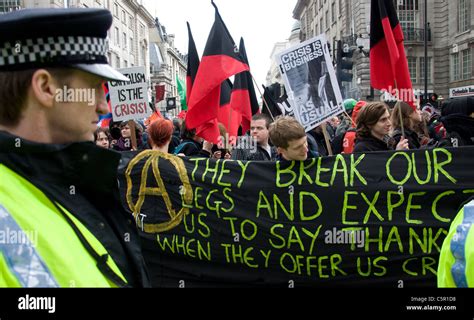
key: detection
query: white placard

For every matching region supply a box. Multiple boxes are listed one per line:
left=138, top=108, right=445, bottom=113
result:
left=108, top=66, right=151, bottom=122
left=277, top=34, right=344, bottom=132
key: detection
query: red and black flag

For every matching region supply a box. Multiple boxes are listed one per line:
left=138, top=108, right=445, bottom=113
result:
left=186, top=22, right=199, bottom=106
left=196, top=79, right=235, bottom=145
left=370, top=0, right=415, bottom=108
left=218, top=79, right=241, bottom=137
left=230, top=38, right=259, bottom=135
left=186, top=0, right=250, bottom=143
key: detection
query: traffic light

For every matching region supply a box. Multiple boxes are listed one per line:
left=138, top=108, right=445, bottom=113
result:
left=336, top=40, right=355, bottom=84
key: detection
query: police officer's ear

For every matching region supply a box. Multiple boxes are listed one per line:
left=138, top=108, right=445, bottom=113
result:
left=30, top=69, right=57, bottom=109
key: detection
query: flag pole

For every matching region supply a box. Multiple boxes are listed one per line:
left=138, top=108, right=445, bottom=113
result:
left=249, top=74, right=275, bottom=121
left=321, top=122, right=334, bottom=156
left=343, top=110, right=356, bottom=127
left=393, top=79, right=406, bottom=139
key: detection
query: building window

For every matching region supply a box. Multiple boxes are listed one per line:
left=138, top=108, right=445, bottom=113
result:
left=398, top=0, right=419, bottom=40
left=331, top=2, right=336, bottom=23
left=130, top=37, right=133, bottom=52
left=123, top=32, right=127, bottom=49
left=140, top=24, right=145, bottom=37
left=420, top=57, right=432, bottom=84
left=124, top=60, right=128, bottom=68
left=142, top=45, right=147, bottom=66
left=320, top=17, right=323, bottom=34
left=113, top=2, right=118, bottom=17
left=462, top=49, right=472, bottom=80
left=452, top=53, right=460, bottom=81
left=458, top=0, right=470, bottom=33
left=452, top=49, right=472, bottom=81
left=0, top=0, right=20, bottom=13
left=129, top=15, right=133, bottom=29
left=398, top=0, right=419, bottom=10
left=325, top=10, right=329, bottom=30
left=407, top=57, right=417, bottom=83
left=339, top=0, right=342, bottom=16
left=122, top=10, right=126, bottom=23
left=114, top=27, right=119, bottom=46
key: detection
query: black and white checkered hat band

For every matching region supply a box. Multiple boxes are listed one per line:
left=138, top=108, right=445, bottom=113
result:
left=0, top=36, right=108, bottom=67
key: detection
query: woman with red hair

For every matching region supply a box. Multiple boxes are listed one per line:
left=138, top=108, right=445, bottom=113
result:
left=147, top=118, right=174, bottom=153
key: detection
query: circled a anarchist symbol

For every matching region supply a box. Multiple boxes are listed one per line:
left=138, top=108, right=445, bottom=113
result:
left=125, top=150, right=193, bottom=233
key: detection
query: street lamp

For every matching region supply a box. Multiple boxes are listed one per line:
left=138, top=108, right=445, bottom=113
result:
left=355, top=34, right=374, bottom=100
left=356, top=34, right=370, bottom=57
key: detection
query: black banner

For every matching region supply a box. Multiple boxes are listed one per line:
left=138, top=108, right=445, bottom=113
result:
left=119, top=148, right=474, bottom=288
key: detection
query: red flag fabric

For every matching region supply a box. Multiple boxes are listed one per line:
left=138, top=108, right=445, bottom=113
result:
left=155, top=84, right=165, bottom=102
left=217, top=79, right=240, bottom=138
left=144, top=110, right=164, bottom=127
left=370, top=0, right=415, bottom=109
left=186, top=1, right=249, bottom=143
left=186, top=22, right=200, bottom=106
left=230, top=38, right=259, bottom=135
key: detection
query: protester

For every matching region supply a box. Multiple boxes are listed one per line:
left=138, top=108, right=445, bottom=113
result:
left=109, top=121, right=122, bottom=149
left=353, top=102, right=409, bottom=153
left=147, top=118, right=174, bottom=153
left=168, top=118, right=182, bottom=153
left=333, top=100, right=366, bottom=154
left=336, top=98, right=357, bottom=137
left=269, top=116, right=309, bottom=161
left=211, top=123, right=232, bottom=160
left=174, top=121, right=212, bottom=157
left=0, top=8, right=150, bottom=287
left=113, top=121, right=144, bottom=152
left=439, top=97, right=474, bottom=146
left=94, top=127, right=111, bottom=149
left=390, top=101, right=422, bottom=150
left=307, top=125, right=331, bottom=157
left=232, top=114, right=277, bottom=161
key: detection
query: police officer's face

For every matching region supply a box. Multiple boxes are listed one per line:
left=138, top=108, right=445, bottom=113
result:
left=52, top=70, right=108, bottom=143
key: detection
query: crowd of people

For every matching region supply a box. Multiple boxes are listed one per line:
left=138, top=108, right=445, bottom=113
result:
left=95, top=94, right=474, bottom=162
left=2, top=7, right=474, bottom=290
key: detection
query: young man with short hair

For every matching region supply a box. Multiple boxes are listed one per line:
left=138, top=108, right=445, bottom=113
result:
left=269, top=116, right=309, bottom=161
left=232, top=113, right=277, bottom=161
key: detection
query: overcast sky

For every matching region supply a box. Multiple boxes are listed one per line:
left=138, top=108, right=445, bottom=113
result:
left=143, top=0, right=297, bottom=91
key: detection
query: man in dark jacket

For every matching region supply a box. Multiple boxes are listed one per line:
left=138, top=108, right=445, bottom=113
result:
left=232, top=114, right=277, bottom=161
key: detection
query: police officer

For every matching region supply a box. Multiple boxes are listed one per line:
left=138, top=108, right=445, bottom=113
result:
left=0, top=8, right=150, bottom=287
left=438, top=198, right=474, bottom=287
